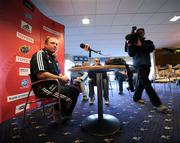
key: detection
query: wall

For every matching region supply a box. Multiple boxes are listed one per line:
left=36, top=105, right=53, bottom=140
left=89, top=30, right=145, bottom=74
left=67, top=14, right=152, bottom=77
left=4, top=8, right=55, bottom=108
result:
left=154, top=49, right=180, bottom=78
left=155, top=49, right=180, bottom=66
left=0, top=0, right=64, bottom=123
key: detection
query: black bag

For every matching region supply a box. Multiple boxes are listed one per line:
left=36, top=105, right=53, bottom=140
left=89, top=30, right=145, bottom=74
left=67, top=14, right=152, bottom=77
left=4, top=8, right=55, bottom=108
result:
left=105, top=58, right=126, bottom=65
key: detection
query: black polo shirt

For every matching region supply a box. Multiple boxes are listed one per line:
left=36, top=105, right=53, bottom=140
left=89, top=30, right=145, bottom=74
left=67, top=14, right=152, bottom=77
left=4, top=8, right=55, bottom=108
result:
left=30, top=49, right=61, bottom=82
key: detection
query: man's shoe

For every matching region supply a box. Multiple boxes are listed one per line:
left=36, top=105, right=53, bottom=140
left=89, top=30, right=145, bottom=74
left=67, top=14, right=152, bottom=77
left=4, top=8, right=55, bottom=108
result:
left=127, top=87, right=135, bottom=92
left=61, top=114, right=72, bottom=124
left=89, top=97, right=95, bottom=105
left=157, top=104, right=167, bottom=112
left=48, top=121, right=61, bottom=128
left=118, top=91, right=123, bottom=95
left=82, top=95, right=88, bottom=102
left=135, top=99, right=145, bottom=105
left=104, top=99, right=109, bottom=105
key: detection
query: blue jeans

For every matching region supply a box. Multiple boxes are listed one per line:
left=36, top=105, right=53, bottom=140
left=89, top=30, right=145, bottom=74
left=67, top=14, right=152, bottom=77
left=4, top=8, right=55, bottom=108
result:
left=116, top=76, right=123, bottom=92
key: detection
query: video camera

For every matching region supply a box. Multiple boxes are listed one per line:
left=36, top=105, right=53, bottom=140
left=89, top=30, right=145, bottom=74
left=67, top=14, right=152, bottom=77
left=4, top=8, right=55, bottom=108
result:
left=124, top=26, right=140, bottom=52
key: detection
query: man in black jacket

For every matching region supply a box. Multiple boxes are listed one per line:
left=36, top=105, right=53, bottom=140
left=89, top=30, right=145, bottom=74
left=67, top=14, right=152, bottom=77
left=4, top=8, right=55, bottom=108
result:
left=30, top=36, right=79, bottom=125
left=127, top=28, right=167, bottom=112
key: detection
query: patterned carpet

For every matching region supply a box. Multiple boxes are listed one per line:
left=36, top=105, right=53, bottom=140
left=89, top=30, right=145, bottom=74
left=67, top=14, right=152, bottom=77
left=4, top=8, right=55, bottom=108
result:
left=0, top=82, right=180, bottom=143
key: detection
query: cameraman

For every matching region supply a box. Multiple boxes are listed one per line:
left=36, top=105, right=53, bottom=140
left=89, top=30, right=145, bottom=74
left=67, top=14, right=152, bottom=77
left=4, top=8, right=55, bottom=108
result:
left=126, top=28, right=167, bottom=112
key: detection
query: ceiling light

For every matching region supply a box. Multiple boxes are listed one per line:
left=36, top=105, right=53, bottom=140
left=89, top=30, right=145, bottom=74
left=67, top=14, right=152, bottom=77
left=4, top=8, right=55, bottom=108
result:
left=82, top=18, right=90, bottom=25
left=169, top=16, right=180, bottom=22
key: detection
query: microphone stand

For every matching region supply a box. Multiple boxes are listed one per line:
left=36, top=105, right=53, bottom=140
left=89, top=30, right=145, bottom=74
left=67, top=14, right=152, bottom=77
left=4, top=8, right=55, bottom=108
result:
left=88, top=49, right=102, bottom=64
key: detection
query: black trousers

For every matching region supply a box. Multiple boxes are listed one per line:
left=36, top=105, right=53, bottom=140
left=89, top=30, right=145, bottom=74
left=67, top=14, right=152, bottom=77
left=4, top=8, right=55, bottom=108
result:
left=33, top=82, right=79, bottom=116
left=133, top=65, right=162, bottom=107
left=88, top=78, right=109, bottom=100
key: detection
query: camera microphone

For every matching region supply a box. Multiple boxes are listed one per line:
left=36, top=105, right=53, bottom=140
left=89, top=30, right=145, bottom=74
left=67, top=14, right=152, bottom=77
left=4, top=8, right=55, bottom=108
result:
left=131, top=26, right=137, bottom=34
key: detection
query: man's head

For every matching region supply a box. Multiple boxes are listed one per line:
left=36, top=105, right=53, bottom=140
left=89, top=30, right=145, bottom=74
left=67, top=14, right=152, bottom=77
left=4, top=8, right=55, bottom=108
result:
left=94, top=58, right=100, bottom=65
left=137, top=28, right=145, bottom=39
left=44, top=36, right=59, bottom=54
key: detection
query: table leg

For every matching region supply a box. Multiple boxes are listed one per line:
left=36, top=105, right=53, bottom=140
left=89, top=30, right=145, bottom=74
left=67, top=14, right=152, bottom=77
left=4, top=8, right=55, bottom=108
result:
left=81, top=73, right=121, bottom=136
left=96, top=73, right=103, bottom=120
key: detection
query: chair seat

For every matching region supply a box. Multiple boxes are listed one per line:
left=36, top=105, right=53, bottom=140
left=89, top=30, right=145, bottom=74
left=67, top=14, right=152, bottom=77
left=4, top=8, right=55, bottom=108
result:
left=22, top=79, right=69, bottom=128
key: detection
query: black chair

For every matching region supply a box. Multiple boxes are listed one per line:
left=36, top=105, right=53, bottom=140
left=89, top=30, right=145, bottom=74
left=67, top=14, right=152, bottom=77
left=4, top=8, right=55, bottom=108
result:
left=22, top=79, right=72, bottom=127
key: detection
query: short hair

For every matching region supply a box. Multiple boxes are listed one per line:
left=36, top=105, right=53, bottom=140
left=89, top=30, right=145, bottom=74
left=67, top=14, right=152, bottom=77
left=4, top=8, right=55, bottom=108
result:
left=94, top=58, right=100, bottom=62
left=45, top=36, right=51, bottom=44
left=137, top=28, right=144, bottom=33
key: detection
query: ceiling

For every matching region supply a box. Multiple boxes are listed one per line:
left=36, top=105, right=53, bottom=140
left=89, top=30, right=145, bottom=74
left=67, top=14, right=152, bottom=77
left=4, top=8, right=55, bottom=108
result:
left=31, top=0, right=180, bottom=58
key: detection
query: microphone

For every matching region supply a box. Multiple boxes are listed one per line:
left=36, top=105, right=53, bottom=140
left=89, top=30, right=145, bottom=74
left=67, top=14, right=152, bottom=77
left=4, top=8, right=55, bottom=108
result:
left=80, top=43, right=91, bottom=50
left=80, top=43, right=101, bottom=54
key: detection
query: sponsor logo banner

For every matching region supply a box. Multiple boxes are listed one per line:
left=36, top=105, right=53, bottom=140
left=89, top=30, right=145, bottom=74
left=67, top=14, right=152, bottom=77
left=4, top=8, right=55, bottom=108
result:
left=16, top=31, right=34, bottom=43
left=7, top=91, right=34, bottom=102
left=19, top=45, right=30, bottom=54
left=21, top=79, right=29, bottom=89
left=19, top=67, right=30, bottom=76
left=43, top=26, right=60, bottom=36
left=21, top=20, right=32, bottom=33
left=73, top=56, right=88, bottom=61
left=16, top=56, right=30, bottom=64
left=15, top=103, right=30, bottom=114
left=23, top=0, right=34, bottom=12
left=24, top=12, right=32, bottom=20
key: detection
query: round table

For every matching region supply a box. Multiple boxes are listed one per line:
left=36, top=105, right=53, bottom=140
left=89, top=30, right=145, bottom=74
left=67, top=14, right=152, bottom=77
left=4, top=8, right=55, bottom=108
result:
left=69, top=65, right=126, bottom=136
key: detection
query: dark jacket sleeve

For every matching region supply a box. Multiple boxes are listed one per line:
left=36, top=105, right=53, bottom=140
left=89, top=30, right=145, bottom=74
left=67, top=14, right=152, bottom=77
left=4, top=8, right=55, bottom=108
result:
left=127, top=44, right=137, bottom=57
left=127, top=40, right=155, bottom=57
left=141, top=40, right=155, bottom=53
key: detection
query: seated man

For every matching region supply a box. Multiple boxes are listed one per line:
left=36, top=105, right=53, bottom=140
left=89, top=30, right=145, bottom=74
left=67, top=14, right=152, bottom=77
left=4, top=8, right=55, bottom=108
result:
left=30, top=36, right=79, bottom=125
left=71, top=65, right=88, bottom=101
left=88, top=58, right=109, bottom=105
left=115, top=70, right=127, bottom=95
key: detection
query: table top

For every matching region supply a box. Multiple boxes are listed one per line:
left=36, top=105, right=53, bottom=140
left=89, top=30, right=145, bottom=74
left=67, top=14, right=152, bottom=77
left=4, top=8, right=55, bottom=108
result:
left=69, top=65, right=126, bottom=72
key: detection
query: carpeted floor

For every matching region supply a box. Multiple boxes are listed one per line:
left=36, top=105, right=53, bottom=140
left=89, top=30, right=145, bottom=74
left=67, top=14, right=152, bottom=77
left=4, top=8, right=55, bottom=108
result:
left=0, top=82, right=180, bottom=143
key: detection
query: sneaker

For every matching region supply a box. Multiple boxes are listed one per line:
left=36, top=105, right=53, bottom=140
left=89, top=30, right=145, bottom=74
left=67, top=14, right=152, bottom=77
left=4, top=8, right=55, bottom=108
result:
left=89, top=97, right=95, bottom=105
left=135, top=99, right=145, bottom=105
left=104, top=99, right=109, bottom=105
left=157, top=104, right=167, bottom=112
left=82, top=95, right=88, bottom=102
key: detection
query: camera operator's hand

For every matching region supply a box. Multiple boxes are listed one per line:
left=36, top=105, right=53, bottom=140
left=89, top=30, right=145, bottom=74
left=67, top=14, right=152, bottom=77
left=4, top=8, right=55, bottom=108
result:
left=135, top=40, right=142, bottom=47
left=127, top=40, right=141, bottom=47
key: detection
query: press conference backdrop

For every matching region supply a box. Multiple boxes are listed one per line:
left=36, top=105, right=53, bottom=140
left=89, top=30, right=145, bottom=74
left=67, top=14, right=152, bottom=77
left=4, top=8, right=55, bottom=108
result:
left=0, top=0, right=65, bottom=123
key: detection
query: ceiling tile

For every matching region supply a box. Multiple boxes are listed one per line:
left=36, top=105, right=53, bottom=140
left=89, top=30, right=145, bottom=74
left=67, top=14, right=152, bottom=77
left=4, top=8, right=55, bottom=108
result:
left=159, top=0, right=180, bottom=12
left=116, top=0, right=144, bottom=13
left=50, top=15, right=78, bottom=27
left=95, top=15, right=114, bottom=25
left=130, top=13, right=153, bottom=24
left=72, top=0, right=96, bottom=15
left=44, top=0, right=74, bottom=15
left=137, top=0, right=167, bottom=13
left=96, top=0, right=120, bottom=14
left=112, top=14, right=134, bottom=25
left=146, top=13, right=172, bottom=24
